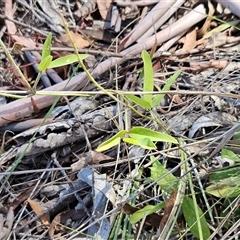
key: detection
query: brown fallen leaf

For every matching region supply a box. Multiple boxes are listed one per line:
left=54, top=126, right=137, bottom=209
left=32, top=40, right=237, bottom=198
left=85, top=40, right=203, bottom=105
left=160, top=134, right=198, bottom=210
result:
left=159, top=189, right=177, bottom=231
left=71, top=150, right=113, bottom=171
left=97, top=0, right=112, bottom=21
left=197, top=0, right=215, bottom=38
left=11, top=184, right=42, bottom=210
left=49, top=209, right=86, bottom=240
left=5, top=0, right=36, bottom=48
left=180, top=28, right=198, bottom=51
left=59, top=31, right=91, bottom=49
left=27, top=199, right=50, bottom=225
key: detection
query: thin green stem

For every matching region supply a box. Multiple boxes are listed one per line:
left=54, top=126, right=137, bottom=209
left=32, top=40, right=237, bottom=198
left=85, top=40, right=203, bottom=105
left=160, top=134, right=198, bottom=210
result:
left=0, top=39, right=33, bottom=91
left=61, top=16, right=123, bottom=105
left=32, top=71, right=42, bottom=93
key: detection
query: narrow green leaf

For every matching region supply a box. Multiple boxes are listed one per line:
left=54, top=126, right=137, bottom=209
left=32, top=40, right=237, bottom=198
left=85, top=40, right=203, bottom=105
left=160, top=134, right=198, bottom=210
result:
left=152, top=70, right=181, bottom=108
left=48, top=54, right=88, bottom=69
left=150, top=160, right=178, bottom=191
left=125, top=94, right=151, bottom=109
left=221, top=148, right=240, bottom=162
left=130, top=202, right=165, bottom=224
left=96, top=130, right=127, bottom=152
left=42, top=33, right=52, bottom=60
left=142, top=50, right=153, bottom=103
left=123, top=137, right=156, bottom=150
left=129, top=126, right=178, bottom=144
left=209, top=165, right=240, bottom=181
left=38, top=55, right=53, bottom=72
left=182, top=196, right=211, bottom=239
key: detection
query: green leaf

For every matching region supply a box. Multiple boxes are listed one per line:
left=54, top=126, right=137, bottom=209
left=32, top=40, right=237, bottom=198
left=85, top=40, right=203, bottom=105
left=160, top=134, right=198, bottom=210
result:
left=38, top=55, right=53, bottom=72
left=129, top=127, right=178, bottom=144
left=123, top=137, right=156, bottom=150
left=151, top=70, right=181, bottom=108
left=150, top=160, right=178, bottom=191
left=48, top=54, right=88, bottom=69
left=96, top=130, right=127, bottom=152
left=182, top=196, right=210, bottom=239
left=142, top=50, right=153, bottom=103
left=130, top=202, right=165, bottom=224
left=206, top=177, right=240, bottom=198
left=221, top=148, right=240, bottom=162
left=125, top=94, right=151, bottom=109
left=209, top=165, right=240, bottom=181
left=42, top=33, right=52, bottom=60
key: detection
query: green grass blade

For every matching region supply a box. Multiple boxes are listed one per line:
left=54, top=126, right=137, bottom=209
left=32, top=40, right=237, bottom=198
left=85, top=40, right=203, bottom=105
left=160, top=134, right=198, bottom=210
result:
left=152, top=70, right=181, bottom=108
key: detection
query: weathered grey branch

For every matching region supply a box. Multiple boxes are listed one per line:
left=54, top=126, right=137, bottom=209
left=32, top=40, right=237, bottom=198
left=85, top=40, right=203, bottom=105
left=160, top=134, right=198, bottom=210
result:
left=0, top=4, right=207, bottom=127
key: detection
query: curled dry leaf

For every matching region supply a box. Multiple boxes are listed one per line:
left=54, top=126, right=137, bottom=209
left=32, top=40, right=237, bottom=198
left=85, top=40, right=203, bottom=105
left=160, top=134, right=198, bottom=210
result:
left=197, top=0, right=215, bottom=38
left=179, top=28, right=198, bottom=52
left=27, top=199, right=50, bottom=225
left=59, top=31, right=91, bottom=49
left=188, top=112, right=237, bottom=138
